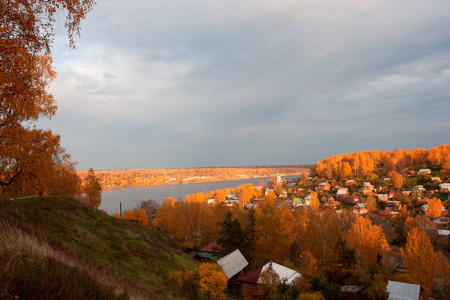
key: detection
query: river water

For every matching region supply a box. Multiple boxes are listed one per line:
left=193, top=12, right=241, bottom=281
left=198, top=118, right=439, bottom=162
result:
left=99, top=175, right=300, bottom=214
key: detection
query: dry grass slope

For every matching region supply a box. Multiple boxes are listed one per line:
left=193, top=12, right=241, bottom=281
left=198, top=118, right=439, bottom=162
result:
left=0, top=196, right=197, bottom=299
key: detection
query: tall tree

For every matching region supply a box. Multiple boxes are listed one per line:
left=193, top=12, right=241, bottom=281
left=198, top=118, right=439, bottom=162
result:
left=401, top=228, right=438, bottom=296
left=347, top=216, right=390, bottom=267
left=217, top=211, right=245, bottom=255
left=82, top=168, right=102, bottom=209
left=1, top=0, right=94, bottom=196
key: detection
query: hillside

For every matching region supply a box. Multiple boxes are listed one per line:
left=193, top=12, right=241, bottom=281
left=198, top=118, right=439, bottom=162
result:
left=0, top=196, right=197, bottom=299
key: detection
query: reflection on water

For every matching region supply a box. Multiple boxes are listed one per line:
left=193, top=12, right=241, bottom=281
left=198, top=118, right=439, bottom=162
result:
left=99, top=175, right=299, bottom=214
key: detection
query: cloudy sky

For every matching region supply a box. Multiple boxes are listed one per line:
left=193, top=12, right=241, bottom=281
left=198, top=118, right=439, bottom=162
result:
left=38, top=0, right=450, bottom=171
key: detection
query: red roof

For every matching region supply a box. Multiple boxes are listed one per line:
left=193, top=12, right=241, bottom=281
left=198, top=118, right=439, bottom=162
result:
left=236, top=266, right=263, bottom=283
left=200, top=241, right=222, bottom=253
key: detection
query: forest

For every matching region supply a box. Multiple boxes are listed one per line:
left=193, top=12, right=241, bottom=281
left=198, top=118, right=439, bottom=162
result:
left=310, top=145, right=450, bottom=180
left=77, top=165, right=309, bottom=190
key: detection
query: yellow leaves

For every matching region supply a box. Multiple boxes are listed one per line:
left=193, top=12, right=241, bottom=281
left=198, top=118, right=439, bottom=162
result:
left=401, top=228, right=438, bottom=295
left=427, top=198, right=444, bottom=219
left=347, top=216, right=390, bottom=267
left=81, top=168, right=102, bottom=209
left=197, top=262, right=228, bottom=300
left=1, top=1, right=94, bottom=197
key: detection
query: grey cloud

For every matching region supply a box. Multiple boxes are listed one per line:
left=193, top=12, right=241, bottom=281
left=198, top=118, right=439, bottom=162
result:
left=41, top=0, right=450, bottom=170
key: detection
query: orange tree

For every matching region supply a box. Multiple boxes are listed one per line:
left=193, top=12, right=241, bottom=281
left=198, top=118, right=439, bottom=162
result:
left=1, top=0, right=95, bottom=196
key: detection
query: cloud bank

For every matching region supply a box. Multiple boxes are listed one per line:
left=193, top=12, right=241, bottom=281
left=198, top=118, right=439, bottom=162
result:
left=38, top=0, right=450, bottom=170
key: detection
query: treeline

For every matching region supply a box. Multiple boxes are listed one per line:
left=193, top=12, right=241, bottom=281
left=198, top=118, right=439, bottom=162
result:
left=78, top=165, right=309, bottom=190
left=310, top=145, right=450, bottom=180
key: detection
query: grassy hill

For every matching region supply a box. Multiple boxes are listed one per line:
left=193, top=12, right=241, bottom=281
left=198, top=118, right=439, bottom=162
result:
left=0, top=196, right=197, bottom=299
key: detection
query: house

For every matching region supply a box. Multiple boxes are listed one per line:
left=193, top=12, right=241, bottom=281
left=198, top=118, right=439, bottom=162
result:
left=417, top=169, right=431, bottom=175
left=379, top=209, right=398, bottom=220
left=413, top=185, right=426, bottom=193
left=385, top=201, right=401, bottom=211
left=324, top=199, right=340, bottom=209
left=402, top=190, right=412, bottom=197
left=378, top=194, right=389, bottom=201
left=386, top=280, right=422, bottom=300
left=431, top=177, right=441, bottom=182
left=353, top=203, right=368, bottom=215
left=439, top=183, right=450, bottom=193
left=217, top=249, right=249, bottom=280
left=232, top=262, right=302, bottom=296
left=305, top=195, right=315, bottom=205
left=342, top=195, right=360, bottom=205
left=207, top=199, right=216, bottom=205
left=224, top=200, right=239, bottom=206
left=319, top=182, right=331, bottom=191
left=281, top=200, right=293, bottom=207
left=336, top=188, right=348, bottom=198
left=198, top=242, right=223, bottom=261
left=433, top=217, right=449, bottom=229
left=293, top=198, right=306, bottom=207
left=345, top=179, right=357, bottom=187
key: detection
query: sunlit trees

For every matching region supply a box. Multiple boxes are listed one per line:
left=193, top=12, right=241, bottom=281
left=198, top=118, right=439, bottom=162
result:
left=347, top=216, right=390, bottom=267
left=427, top=198, right=444, bottom=218
left=1, top=0, right=94, bottom=197
left=236, top=184, right=256, bottom=207
left=197, top=262, right=227, bottom=300
left=401, top=228, right=439, bottom=296
left=388, top=171, right=403, bottom=189
left=253, top=202, right=286, bottom=266
left=81, top=168, right=102, bottom=209
left=302, top=209, right=341, bottom=270
left=365, top=194, right=377, bottom=212
left=137, top=209, right=148, bottom=226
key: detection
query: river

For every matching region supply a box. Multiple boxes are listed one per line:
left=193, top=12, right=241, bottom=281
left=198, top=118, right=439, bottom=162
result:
left=99, top=175, right=300, bottom=214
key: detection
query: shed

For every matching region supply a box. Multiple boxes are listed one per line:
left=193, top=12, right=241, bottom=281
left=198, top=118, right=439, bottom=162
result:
left=386, top=280, right=422, bottom=300
left=217, top=249, right=249, bottom=279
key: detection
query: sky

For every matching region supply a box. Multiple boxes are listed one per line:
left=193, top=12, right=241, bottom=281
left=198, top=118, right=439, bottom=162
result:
left=38, top=0, right=450, bottom=171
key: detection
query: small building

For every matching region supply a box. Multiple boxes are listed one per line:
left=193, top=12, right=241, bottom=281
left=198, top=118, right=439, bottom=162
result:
left=385, top=201, right=401, bottom=211
left=379, top=209, right=398, bottom=220
left=293, top=198, right=306, bottom=207
left=324, top=199, right=340, bottom=209
left=386, top=280, right=422, bottom=300
left=439, top=183, right=450, bottom=193
left=402, top=190, right=412, bottom=197
left=345, top=179, right=357, bottom=187
left=414, top=185, right=426, bottom=193
left=336, top=188, right=348, bottom=198
left=198, top=242, right=223, bottom=261
left=417, top=169, right=431, bottom=175
left=233, top=261, right=302, bottom=296
left=433, top=217, right=449, bottom=229
left=224, top=200, right=239, bottom=207
left=353, top=203, right=368, bottom=215
left=217, top=249, right=249, bottom=280
left=281, top=200, right=293, bottom=207
left=319, top=182, right=331, bottom=191
left=378, top=194, right=389, bottom=201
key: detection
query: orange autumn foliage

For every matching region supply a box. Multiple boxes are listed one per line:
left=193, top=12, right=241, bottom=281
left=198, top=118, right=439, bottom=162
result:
left=401, top=228, right=439, bottom=296
left=426, top=198, right=444, bottom=219
left=347, top=216, right=390, bottom=267
left=1, top=0, right=94, bottom=197
left=311, top=145, right=450, bottom=179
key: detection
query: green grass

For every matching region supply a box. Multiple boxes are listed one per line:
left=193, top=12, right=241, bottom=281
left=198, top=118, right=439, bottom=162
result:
left=0, top=196, right=198, bottom=299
